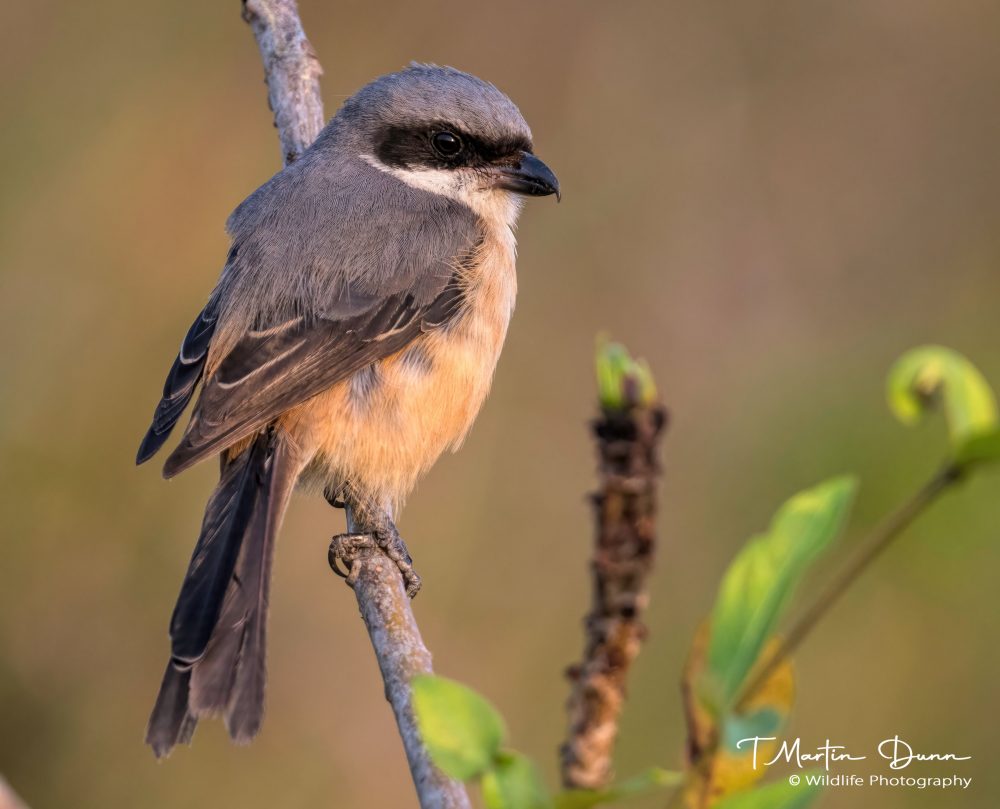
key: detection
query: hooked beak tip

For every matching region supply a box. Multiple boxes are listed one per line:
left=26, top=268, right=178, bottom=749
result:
left=496, top=151, right=560, bottom=200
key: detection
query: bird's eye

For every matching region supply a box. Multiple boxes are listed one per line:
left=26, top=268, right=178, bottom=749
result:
left=431, top=131, right=463, bottom=157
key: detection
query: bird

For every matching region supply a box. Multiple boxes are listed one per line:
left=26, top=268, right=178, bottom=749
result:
left=137, top=64, right=559, bottom=758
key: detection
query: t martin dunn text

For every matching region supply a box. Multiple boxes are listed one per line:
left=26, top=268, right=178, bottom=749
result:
left=738, top=735, right=972, bottom=771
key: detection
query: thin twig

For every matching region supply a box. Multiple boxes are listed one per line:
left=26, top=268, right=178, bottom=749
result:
left=241, top=0, right=324, bottom=165
left=735, top=463, right=962, bottom=711
left=332, top=509, right=472, bottom=809
left=241, top=4, right=470, bottom=807
left=560, top=402, right=667, bottom=789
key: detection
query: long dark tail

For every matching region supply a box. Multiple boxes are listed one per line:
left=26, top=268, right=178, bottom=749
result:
left=146, top=426, right=303, bottom=758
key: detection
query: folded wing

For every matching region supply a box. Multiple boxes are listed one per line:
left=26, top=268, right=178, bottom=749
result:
left=137, top=153, right=482, bottom=475
left=158, top=274, right=464, bottom=477
left=136, top=298, right=220, bottom=465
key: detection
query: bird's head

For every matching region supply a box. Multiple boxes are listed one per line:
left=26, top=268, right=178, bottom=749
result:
left=336, top=64, right=559, bottom=222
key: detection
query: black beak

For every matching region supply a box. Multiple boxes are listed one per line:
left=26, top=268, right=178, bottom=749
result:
left=496, top=151, right=560, bottom=200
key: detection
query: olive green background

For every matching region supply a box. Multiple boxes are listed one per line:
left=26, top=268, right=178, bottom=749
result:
left=1, top=2, right=997, bottom=807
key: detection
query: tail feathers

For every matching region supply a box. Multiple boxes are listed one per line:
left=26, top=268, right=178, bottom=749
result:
left=146, top=427, right=302, bottom=758
left=145, top=664, right=197, bottom=758
left=224, top=436, right=297, bottom=742
left=225, top=603, right=268, bottom=743
left=169, top=433, right=270, bottom=663
left=187, top=585, right=245, bottom=716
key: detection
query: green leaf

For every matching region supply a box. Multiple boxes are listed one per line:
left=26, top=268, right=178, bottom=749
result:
left=555, top=768, right=681, bottom=809
left=595, top=336, right=657, bottom=409
left=482, top=751, right=552, bottom=809
left=886, top=345, right=999, bottom=462
left=722, top=709, right=783, bottom=753
left=954, top=427, right=1000, bottom=466
left=411, top=675, right=506, bottom=780
left=712, top=776, right=823, bottom=809
left=706, top=477, right=857, bottom=707
left=682, top=629, right=796, bottom=799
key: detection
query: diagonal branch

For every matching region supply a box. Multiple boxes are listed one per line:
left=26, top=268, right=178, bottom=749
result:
left=241, top=0, right=324, bottom=165
left=734, top=462, right=961, bottom=712
left=241, top=3, right=470, bottom=807
left=333, top=510, right=472, bottom=809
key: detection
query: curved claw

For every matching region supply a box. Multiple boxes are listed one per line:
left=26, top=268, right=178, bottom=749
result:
left=329, top=532, right=370, bottom=578
left=328, top=543, right=351, bottom=578
left=324, top=485, right=347, bottom=510
left=404, top=573, right=423, bottom=599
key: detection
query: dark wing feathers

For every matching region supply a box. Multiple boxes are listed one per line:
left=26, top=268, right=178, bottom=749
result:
left=137, top=299, right=219, bottom=464
left=159, top=277, right=464, bottom=478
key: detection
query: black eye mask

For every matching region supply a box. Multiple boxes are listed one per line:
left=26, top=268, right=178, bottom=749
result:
left=374, top=123, right=532, bottom=171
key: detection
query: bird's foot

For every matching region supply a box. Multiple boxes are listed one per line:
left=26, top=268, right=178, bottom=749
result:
left=374, top=525, right=422, bottom=599
left=328, top=527, right=422, bottom=599
left=328, top=533, right=373, bottom=587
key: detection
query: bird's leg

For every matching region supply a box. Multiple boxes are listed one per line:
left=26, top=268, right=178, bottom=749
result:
left=328, top=499, right=422, bottom=598
left=324, top=483, right=348, bottom=510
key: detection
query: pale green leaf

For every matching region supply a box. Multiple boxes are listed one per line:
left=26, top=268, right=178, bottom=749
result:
left=595, top=336, right=657, bottom=409
left=886, top=345, right=998, bottom=462
left=722, top=708, right=783, bottom=753
left=706, top=477, right=857, bottom=707
left=555, top=768, right=681, bottom=809
left=954, top=427, right=1000, bottom=466
left=482, top=752, right=552, bottom=809
left=682, top=633, right=796, bottom=799
left=411, top=675, right=505, bottom=780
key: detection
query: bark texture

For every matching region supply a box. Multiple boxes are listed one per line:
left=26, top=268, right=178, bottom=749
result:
left=560, top=403, right=667, bottom=789
left=333, top=514, right=473, bottom=809
left=242, top=0, right=324, bottom=164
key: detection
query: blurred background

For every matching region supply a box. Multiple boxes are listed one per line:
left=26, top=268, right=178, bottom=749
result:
left=1, top=1, right=998, bottom=807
